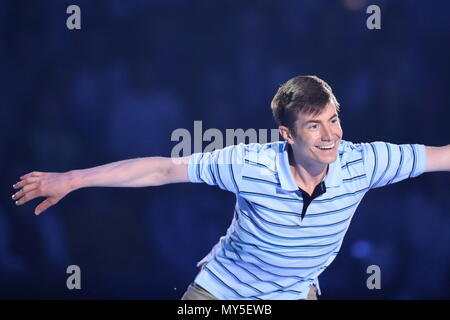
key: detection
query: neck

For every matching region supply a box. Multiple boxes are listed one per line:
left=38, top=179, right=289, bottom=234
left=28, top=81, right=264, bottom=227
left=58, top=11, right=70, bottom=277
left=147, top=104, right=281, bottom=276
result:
left=288, top=145, right=328, bottom=189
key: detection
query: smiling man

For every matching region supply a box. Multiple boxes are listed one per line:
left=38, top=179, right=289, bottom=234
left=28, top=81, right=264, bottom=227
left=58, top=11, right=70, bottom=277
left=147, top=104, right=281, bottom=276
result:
left=12, top=75, right=450, bottom=300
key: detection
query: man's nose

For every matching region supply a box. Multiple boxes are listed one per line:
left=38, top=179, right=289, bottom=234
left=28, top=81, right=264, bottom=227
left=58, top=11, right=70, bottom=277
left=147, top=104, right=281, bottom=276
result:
left=321, top=125, right=333, bottom=140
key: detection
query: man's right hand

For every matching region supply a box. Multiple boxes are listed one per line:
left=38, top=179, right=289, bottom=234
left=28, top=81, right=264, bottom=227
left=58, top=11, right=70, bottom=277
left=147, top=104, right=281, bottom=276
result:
left=12, top=171, right=75, bottom=215
left=11, top=156, right=191, bottom=216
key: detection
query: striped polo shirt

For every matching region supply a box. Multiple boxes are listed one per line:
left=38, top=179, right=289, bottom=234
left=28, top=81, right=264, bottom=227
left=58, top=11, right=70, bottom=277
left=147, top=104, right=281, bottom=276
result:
left=187, top=139, right=427, bottom=300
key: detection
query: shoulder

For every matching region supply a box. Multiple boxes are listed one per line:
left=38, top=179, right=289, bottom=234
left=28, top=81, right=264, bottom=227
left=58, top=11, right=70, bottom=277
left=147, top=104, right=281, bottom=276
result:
left=338, top=140, right=378, bottom=168
left=242, top=141, right=283, bottom=160
left=223, top=141, right=284, bottom=173
left=338, top=140, right=363, bottom=160
left=338, top=140, right=385, bottom=158
left=338, top=140, right=396, bottom=172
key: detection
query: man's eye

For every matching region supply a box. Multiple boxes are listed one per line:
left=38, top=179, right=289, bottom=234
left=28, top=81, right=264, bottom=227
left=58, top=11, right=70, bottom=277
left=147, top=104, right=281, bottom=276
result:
left=309, top=125, right=318, bottom=129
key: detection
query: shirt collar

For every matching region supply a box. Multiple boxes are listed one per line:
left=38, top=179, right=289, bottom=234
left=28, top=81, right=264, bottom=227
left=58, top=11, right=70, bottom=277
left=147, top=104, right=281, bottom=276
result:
left=276, top=141, right=343, bottom=191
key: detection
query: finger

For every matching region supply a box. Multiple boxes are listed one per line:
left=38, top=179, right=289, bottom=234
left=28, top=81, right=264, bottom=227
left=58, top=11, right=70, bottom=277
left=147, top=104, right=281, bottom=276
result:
left=20, top=171, right=43, bottom=180
left=12, top=183, right=38, bottom=201
left=15, top=189, right=40, bottom=206
left=35, top=198, right=59, bottom=216
left=13, top=177, right=41, bottom=189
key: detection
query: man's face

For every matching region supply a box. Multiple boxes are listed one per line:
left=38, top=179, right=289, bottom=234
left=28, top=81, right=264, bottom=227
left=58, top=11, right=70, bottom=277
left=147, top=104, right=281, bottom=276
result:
left=288, top=101, right=343, bottom=166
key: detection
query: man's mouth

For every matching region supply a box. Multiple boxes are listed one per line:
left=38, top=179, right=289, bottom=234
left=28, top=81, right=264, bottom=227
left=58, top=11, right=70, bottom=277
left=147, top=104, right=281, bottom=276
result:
left=315, top=143, right=336, bottom=151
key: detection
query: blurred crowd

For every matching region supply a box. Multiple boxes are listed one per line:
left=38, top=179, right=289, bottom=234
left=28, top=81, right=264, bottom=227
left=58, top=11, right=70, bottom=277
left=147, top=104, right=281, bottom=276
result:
left=1, top=0, right=449, bottom=299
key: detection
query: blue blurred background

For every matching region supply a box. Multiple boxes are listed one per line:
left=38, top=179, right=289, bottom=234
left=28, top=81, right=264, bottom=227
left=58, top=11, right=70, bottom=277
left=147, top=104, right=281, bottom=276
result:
left=1, top=0, right=449, bottom=299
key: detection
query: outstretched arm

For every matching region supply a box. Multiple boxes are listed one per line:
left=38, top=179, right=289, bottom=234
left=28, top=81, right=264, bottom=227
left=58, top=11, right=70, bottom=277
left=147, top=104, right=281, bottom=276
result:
left=425, top=145, right=450, bottom=172
left=11, top=156, right=190, bottom=215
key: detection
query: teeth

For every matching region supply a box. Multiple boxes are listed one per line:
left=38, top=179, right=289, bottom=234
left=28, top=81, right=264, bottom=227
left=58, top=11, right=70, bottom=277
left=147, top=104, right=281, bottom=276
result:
left=317, top=144, right=334, bottom=150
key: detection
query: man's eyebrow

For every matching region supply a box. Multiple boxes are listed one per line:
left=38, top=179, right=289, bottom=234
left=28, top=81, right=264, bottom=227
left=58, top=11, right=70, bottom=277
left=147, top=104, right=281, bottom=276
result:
left=304, top=114, right=338, bottom=124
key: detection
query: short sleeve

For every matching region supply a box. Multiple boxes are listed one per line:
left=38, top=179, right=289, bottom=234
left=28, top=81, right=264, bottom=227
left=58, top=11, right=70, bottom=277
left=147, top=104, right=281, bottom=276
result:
left=361, top=142, right=427, bottom=189
left=188, top=144, right=245, bottom=193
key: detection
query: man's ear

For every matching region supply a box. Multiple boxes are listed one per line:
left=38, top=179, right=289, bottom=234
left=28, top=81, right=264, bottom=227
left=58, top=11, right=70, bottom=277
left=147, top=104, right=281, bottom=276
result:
left=279, top=126, right=295, bottom=144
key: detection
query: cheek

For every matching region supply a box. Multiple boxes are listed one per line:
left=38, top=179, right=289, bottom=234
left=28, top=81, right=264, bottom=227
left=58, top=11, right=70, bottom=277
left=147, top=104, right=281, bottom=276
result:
left=298, top=133, right=318, bottom=146
left=335, top=125, right=343, bottom=137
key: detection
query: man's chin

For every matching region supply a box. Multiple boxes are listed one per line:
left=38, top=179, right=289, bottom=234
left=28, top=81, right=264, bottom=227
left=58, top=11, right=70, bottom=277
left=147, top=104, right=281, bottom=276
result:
left=316, top=153, right=338, bottom=164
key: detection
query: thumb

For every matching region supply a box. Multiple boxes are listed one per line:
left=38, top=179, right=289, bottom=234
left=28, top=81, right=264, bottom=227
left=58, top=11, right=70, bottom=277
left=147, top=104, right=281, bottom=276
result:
left=35, top=197, right=60, bottom=216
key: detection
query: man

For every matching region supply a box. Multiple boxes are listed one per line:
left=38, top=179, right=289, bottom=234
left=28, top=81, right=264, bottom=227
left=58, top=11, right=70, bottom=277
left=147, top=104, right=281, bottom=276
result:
left=11, top=75, right=450, bottom=300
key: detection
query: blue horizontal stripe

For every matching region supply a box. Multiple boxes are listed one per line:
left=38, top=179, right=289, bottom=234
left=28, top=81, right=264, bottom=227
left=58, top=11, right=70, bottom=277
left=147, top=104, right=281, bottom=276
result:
left=248, top=205, right=353, bottom=229
left=409, top=144, right=417, bottom=178
left=220, top=247, right=310, bottom=297
left=343, top=174, right=366, bottom=183
left=221, top=247, right=285, bottom=289
left=239, top=209, right=348, bottom=242
left=388, top=144, right=403, bottom=184
left=229, top=147, right=239, bottom=192
left=240, top=191, right=302, bottom=203
left=341, top=158, right=363, bottom=168
left=203, top=266, right=249, bottom=298
left=226, top=241, right=309, bottom=280
left=242, top=175, right=281, bottom=186
left=214, top=152, right=226, bottom=190
left=244, top=159, right=276, bottom=172
left=306, top=200, right=360, bottom=218
left=235, top=219, right=346, bottom=248
left=244, top=208, right=301, bottom=228
left=237, top=245, right=326, bottom=270
left=373, top=142, right=391, bottom=188
left=213, top=256, right=264, bottom=294
left=313, top=188, right=368, bottom=203
left=238, top=235, right=340, bottom=260
left=250, top=201, right=301, bottom=217
left=369, top=143, right=378, bottom=188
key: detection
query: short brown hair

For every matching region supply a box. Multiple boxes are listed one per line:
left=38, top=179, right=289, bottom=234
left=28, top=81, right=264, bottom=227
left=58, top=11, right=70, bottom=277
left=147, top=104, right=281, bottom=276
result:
left=270, top=75, right=340, bottom=133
